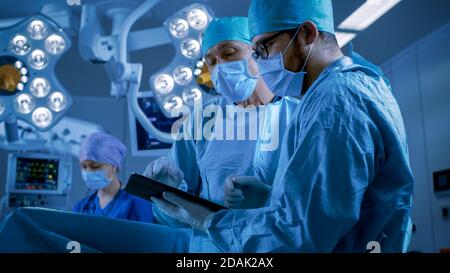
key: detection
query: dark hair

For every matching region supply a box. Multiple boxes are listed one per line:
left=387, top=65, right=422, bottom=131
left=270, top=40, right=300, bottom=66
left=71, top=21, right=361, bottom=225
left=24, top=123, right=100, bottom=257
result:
left=319, top=31, right=340, bottom=51
left=287, top=28, right=339, bottom=50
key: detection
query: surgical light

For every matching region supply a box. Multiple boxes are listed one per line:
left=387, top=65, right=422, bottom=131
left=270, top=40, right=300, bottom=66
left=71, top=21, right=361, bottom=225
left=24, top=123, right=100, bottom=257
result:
left=14, top=94, right=35, bottom=114
left=28, top=49, right=48, bottom=70
left=44, top=34, right=66, bottom=55
left=48, top=92, right=67, bottom=112
left=151, top=4, right=213, bottom=117
left=182, top=87, right=201, bottom=105
left=169, top=18, right=189, bottom=38
left=154, top=74, right=174, bottom=94
left=194, top=68, right=202, bottom=77
left=181, top=39, right=201, bottom=59
left=173, top=66, right=193, bottom=86
left=20, top=76, right=28, bottom=83
left=163, top=96, right=183, bottom=112
left=30, top=77, right=51, bottom=98
left=196, top=60, right=204, bottom=68
left=14, top=61, right=23, bottom=69
left=0, top=14, right=72, bottom=132
left=27, top=20, right=48, bottom=40
left=32, top=107, right=53, bottom=128
left=187, top=8, right=208, bottom=30
left=10, top=35, right=31, bottom=56
left=16, top=83, right=24, bottom=91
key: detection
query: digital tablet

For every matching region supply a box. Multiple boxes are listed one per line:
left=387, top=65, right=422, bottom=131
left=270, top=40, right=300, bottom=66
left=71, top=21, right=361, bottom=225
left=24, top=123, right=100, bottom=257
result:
left=125, top=173, right=227, bottom=212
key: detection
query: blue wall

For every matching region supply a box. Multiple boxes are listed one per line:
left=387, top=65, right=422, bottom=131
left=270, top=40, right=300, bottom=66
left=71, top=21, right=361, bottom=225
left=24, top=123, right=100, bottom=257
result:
left=383, top=22, right=450, bottom=252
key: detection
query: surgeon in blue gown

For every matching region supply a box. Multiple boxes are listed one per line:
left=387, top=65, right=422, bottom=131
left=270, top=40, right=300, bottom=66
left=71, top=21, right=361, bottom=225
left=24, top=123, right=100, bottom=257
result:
left=152, top=0, right=414, bottom=253
left=73, top=132, right=153, bottom=223
left=144, top=17, right=299, bottom=252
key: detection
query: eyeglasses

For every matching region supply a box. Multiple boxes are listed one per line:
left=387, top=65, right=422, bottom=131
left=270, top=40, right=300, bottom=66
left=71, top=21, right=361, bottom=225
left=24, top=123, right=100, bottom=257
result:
left=252, top=26, right=300, bottom=60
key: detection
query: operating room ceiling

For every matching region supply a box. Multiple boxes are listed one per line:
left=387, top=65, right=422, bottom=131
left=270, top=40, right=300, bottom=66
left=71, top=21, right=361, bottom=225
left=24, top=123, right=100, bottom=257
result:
left=1, top=0, right=449, bottom=97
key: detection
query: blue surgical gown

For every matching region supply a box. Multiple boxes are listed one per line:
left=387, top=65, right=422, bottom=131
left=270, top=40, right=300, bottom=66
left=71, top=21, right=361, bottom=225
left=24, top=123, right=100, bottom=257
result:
left=152, top=96, right=300, bottom=252
left=206, top=56, right=414, bottom=253
left=73, top=188, right=153, bottom=223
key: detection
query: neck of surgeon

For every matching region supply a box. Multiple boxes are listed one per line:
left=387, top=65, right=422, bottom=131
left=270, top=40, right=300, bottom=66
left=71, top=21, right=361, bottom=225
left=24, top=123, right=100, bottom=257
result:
left=290, top=21, right=344, bottom=95
left=98, top=175, right=121, bottom=203
left=303, top=41, right=343, bottom=95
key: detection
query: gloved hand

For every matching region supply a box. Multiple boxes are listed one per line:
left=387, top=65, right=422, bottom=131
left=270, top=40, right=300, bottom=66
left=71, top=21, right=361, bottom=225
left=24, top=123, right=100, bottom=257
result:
left=143, top=156, right=184, bottom=188
left=224, top=176, right=272, bottom=209
left=151, top=192, right=216, bottom=233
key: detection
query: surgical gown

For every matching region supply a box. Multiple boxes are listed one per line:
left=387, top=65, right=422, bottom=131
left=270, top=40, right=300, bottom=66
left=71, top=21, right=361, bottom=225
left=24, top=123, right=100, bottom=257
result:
left=206, top=56, right=414, bottom=253
left=153, top=96, right=299, bottom=252
left=73, top=188, right=153, bottom=223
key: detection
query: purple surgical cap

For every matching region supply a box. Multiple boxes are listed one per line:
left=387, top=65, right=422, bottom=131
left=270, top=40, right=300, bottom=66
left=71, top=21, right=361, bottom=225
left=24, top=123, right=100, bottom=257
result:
left=79, top=132, right=126, bottom=169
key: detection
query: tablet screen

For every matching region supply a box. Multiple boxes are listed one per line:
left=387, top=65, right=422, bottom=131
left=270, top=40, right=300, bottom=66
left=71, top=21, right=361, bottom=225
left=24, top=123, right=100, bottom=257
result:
left=125, top=173, right=227, bottom=212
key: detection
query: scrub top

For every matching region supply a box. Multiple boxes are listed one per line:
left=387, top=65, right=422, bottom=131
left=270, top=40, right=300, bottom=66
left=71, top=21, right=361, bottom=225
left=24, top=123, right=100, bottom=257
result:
left=152, top=96, right=300, bottom=252
left=73, top=188, right=153, bottom=223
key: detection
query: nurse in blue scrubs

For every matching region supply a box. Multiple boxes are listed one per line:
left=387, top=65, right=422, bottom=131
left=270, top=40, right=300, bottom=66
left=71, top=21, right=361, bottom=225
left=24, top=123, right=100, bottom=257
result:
left=73, top=132, right=153, bottom=223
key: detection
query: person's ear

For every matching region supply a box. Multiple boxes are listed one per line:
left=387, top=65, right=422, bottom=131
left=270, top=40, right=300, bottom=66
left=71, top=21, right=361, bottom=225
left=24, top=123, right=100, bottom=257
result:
left=107, top=165, right=117, bottom=178
left=297, top=21, right=319, bottom=46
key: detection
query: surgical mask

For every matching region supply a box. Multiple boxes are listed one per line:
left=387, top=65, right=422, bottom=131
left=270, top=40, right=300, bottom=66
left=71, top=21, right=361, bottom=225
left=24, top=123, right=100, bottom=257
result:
left=81, top=169, right=112, bottom=190
left=211, top=56, right=258, bottom=103
left=256, top=25, right=314, bottom=97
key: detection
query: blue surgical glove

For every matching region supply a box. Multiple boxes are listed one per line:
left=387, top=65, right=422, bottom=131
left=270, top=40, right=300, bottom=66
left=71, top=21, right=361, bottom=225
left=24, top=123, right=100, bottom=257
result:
left=223, top=176, right=271, bottom=209
left=143, top=156, right=184, bottom=188
left=151, top=192, right=216, bottom=233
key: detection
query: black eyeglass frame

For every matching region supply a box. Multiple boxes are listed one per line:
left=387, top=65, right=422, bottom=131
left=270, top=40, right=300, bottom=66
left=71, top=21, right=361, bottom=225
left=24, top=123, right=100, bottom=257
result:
left=252, top=26, right=301, bottom=60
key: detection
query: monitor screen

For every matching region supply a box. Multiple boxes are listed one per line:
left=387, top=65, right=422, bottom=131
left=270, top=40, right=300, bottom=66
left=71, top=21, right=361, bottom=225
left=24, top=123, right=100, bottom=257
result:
left=135, top=96, right=178, bottom=151
left=14, top=157, right=59, bottom=191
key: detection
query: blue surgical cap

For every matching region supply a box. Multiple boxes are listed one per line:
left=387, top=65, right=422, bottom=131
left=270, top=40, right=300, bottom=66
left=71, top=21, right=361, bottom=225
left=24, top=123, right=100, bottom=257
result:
left=79, top=132, right=126, bottom=169
left=248, top=0, right=335, bottom=40
left=202, top=17, right=251, bottom=55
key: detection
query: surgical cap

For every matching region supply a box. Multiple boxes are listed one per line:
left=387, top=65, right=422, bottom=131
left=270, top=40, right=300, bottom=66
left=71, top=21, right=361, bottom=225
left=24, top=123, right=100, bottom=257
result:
left=202, top=17, right=251, bottom=55
left=248, top=0, right=335, bottom=40
left=79, top=132, right=126, bottom=169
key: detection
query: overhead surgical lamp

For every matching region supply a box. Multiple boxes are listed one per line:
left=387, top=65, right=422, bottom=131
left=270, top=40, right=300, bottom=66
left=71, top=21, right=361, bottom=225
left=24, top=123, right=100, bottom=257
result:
left=78, top=0, right=214, bottom=143
left=150, top=4, right=213, bottom=117
left=0, top=14, right=72, bottom=142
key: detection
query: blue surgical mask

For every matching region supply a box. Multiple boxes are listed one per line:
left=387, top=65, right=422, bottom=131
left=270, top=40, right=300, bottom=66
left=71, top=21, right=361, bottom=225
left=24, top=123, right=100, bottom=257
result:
left=211, top=56, right=258, bottom=103
left=81, top=169, right=112, bottom=190
left=256, top=25, right=314, bottom=97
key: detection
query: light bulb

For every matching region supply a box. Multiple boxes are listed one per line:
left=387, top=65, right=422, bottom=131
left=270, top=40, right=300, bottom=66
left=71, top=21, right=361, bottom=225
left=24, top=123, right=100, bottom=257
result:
left=10, top=35, right=31, bottom=56
left=45, top=34, right=66, bottom=54
left=173, top=66, right=193, bottom=86
left=28, top=50, right=48, bottom=70
left=169, top=18, right=189, bottom=38
left=187, top=8, right=208, bottom=30
left=32, top=107, right=53, bottom=128
left=30, top=77, right=51, bottom=97
left=154, top=74, right=174, bottom=94
left=163, top=96, right=183, bottom=112
left=182, top=87, right=202, bottom=105
left=14, top=94, right=35, bottom=114
left=27, top=20, right=48, bottom=40
left=48, top=91, right=67, bottom=112
left=181, top=39, right=200, bottom=59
